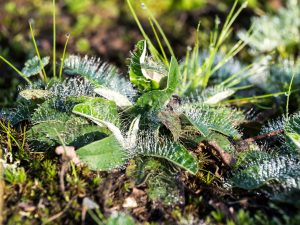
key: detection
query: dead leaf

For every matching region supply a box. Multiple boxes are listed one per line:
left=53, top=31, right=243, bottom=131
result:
left=17, top=202, right=36, bottom=212
left=130, top=188, right=146, bottom=197
left=122, top=197, right=138, bottom=208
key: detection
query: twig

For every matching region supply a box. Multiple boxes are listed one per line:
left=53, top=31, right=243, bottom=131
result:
left=42, top=196, right=76, bottom=225
left=244, top=129, right=284, bottom=142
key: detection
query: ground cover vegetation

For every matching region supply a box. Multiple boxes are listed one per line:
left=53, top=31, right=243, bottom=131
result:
left=1, top=0, right=300, bottom=224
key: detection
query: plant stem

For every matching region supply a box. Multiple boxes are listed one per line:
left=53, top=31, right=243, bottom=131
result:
left=149, top=18, right=169, bottom=67
left=182, top=47, right=190, bottom=87
left=59, top=35, right=70, bottom=80
left=29, top=23, right=48, bottom=83
left=53, top=0, right=56, bottom=78
left=0, top=56, right=33, bottom=86
left=142, top=2, right=176, bottom=59
left=126, top=0, right=159, bottom=60
left=53, top=128, right=77, bottom=179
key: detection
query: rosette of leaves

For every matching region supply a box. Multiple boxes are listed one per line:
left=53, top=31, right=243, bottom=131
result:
left=68, top=51, right=200, bottom=175
left=63, top=40, right=247, bottom=175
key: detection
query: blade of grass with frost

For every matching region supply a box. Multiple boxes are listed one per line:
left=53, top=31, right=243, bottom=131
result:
left=221, top=91, right=297, bottom=104
left=199, top=1, right=250, bottom=89
left=220, top=53, right=273, bottom=88
left=0, top=56, right=32, bottom=86
left=29, top=20, right=48, bottom=83
left=181, top=46, right=191, bottom=88
left=53, top=0, right=56, bottom=78
left=149, top=18, right=169, bottom=67
left=59, top=34, right=70, bottom=80
left=210, top=24, right=256, bottom=75
left=202, top=23, right=255, bottom=89
left=140, top=1, right=175, bottom=60
left=191, top=22, right=201, bottom=90
left=126, top=0, right=160, bottom=61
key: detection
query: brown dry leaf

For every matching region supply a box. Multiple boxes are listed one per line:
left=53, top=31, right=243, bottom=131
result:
left=17, top=202, right=36, bottom=212
left=130, top=188, right=146, bottom=197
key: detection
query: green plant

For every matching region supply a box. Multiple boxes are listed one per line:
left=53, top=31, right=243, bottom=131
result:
left=238, top=0, right=300, bottom=58
left=2, top=0, right=297, bottom=217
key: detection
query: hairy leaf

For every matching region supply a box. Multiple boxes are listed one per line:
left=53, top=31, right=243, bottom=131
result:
left=93, top=87, right=133, bottom=110
left=27, top=122, right=111, bottom=151
left=179, top=113, right=210, bottom=136
left=63, top=55, right=136, bottom=102
left=19, top=90, right=55, bottom=104
left=21, top=56, right=50, bottom=77
left=176, top=104, right=241, bottom=139
left=138, top=136, right=198, bottom=174
left=72, top=103, right=123, bottom=145
left=32, top=96, right=119, bottom=125
left=76, top=135, right=129, bottom=171
left=229, top=156, right=300, bottom=190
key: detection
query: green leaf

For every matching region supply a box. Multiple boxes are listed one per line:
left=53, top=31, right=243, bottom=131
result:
left=229, top=156, right=300, bottom=190
left=21, top=56, right=50, bottom=77
left=27, top=122, right=111, bottom=151
left=129, top=40, right=152, bottom=91
left=157, top=111, right=181, bottom=141
left=230, top=165, right=277, bottom=189
left=138, top=139, right=198, bottom=175
left=32, top=96, right=119, bottom=125
left=93, top=87, right=133, bottom=110
left=204, top=132, right=236, bottom=156
left=72, top=103, right=123, bottom=144
left=76, top=135, right=129, bottom=171
left=286, top=133, right=300, bottom=153
left=19, top=89, right=55, bottom=104
left=272, top=188, right=300, bottom=206
left=285, top=115, right=300, bottom=153
left=178, top=112, right=210, bottom=136
left=177, top=104, right=241, bottom=139
left=134, top=57, right=180, bottom=120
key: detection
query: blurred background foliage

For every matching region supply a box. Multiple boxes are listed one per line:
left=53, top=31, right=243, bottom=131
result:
left=0, top=0, right=296, bottom=107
